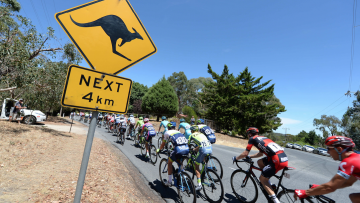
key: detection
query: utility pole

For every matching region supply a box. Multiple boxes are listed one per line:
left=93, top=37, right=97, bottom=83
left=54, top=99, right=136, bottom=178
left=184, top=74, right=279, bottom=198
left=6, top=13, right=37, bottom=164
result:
left=283, top=128, right=290, bottom=142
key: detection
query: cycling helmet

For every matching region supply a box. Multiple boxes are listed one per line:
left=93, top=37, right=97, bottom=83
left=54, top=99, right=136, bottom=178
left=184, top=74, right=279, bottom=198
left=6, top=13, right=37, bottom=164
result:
left=144, top=118, right=149, bottom=123
left=246, top=127, right=259, bottom=137
left=130, top=114, right=134, bottom=117
left=180, top=118, right=185, bottom=123
left=190, top=125, right=199, bottom=132
left=167, top=122, right=176, bottom=130
left=325, top=136, right=355, bottom=161
left=139, top=117, right=143, bottom=120
left=197, top=119, right=204, bottom=124
left=162, top=116, right=167, bottom=120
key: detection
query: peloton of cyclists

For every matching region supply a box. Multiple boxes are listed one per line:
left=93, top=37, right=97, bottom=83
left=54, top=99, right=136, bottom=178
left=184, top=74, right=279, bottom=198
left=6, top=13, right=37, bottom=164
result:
left=232, top=127, right=288, bottom=203
left=295, top=136, right=360, bottom=203
left=157, top=122, right=190, bottom=187
left=187, top=125, right=212, bottom=190
left=139, top=118, right=157, bottom=158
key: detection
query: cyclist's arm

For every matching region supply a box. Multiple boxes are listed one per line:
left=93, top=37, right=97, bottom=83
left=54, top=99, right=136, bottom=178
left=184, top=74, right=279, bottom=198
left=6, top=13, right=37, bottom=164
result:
left=305, top=174, right=348, bottom=196
left=249, top=152, right=263, bottom=159
left=236, top=150, right=249, bottom=160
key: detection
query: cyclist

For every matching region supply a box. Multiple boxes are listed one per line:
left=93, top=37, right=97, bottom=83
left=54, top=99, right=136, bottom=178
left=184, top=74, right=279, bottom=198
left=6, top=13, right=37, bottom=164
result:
left=178, top=118, right=191, bottom=139
left=197, top=119, right=216, bottom=144
left=97, top=112, right=103, bottom=125
left=135, top=117, right=144, bottom=145
left=139, top=118, right=157, bottom=158
left=232, top=127, right=288, bottom=203
left=158, top=116, right=169, bottom=135
left=126, top=114, right=136, bottom=138
left=187, top=125, right=212, bottom=190
left=294, top=136, right=360, bottom=203
left=156, top=122, right=190, bottom=186
left=118, top=116, right=127, bottom=137
left=84, top=112, right=89, bottom=122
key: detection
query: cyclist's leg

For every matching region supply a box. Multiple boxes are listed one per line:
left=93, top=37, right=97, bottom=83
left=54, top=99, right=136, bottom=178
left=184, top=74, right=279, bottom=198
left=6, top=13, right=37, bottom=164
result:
left=349, top=193, right=360, bottom=203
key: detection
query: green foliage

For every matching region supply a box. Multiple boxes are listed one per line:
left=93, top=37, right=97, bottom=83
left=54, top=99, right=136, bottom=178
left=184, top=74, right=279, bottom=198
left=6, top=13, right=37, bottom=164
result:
left=342, top=94, right=360, bottom=149
left=167, top=71, right=187, bottom=113
left=200, top=64, right=286, bottom=136
left=313, top=115, right=342, bottom=137
left=304, top=130, right=318, bottom=145
left=128, top=81, right=148, bottom=112
left=142, top=76, right=178, bottom=118
left=182, top=105, right=197, bottom=123
left=297, top=130, right=308, bottom=141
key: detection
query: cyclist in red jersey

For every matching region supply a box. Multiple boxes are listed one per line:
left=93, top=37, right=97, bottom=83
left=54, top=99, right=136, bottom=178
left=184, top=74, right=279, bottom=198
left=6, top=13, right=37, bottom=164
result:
left=295, top=136, right=360, bottom=203
left=232, top=127, right=288, bottom=203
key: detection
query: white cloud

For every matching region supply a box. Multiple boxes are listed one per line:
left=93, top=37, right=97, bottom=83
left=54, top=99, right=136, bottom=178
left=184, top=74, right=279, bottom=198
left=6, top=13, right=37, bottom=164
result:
left=279, top=117, right=302, bottom=125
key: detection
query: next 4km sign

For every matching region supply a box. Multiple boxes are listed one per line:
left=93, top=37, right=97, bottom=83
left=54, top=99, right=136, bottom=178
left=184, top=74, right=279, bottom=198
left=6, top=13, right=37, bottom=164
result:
left=61, top=65, right=132, bottom=113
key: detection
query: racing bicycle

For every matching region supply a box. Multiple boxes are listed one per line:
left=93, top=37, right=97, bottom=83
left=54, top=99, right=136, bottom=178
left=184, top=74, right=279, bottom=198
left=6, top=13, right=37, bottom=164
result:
left=230, top=157, right=335, bottom=203
left=158, top=153, right=196, bottom=203
left=183, top=150, right=224, bottom=203
left=139, top=134, right=157, bottom=165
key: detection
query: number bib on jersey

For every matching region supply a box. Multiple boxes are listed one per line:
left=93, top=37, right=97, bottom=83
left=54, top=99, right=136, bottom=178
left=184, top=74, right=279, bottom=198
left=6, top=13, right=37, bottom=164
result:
left=200, top=126, right=216, bottom=144
left=170, top=133, right=188, bottom=146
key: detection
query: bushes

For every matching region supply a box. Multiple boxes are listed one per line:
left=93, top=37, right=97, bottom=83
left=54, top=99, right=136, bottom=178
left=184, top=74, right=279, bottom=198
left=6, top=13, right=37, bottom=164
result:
left=182, top=106, right=197, bottom=123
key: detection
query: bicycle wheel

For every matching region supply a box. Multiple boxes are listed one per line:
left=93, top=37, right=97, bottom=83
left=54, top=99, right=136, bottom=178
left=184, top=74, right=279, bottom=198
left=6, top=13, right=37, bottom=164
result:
left=182, top=157, right=195, bottom=180
left=140, top=140, right=146, bottom=156
left=149, top=145, right=157, bottom=165
left=158, top=137, right=162, bottom=148
left=177, top=172, right=196, bottom=203
left=159, top=158, right=169, bottom=186
left=122, top=133, right=125, bottom=145
left=206, top=156, right=223, bottom=179
left=230, top=169, right=258, bottom=203
left=117, top=132, right=121, bottom=144
left=201, top=168, right=224, bottom=203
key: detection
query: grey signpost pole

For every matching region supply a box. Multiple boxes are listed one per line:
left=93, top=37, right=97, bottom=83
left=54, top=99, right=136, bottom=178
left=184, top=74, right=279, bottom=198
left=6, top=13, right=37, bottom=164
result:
left=74, top=111, right=98, bottom=203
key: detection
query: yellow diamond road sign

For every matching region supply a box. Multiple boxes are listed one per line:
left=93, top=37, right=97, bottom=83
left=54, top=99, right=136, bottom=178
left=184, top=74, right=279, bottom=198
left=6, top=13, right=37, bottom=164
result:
left=61, top=65, right=132, bottom=113
left=55, top=0, right=157, bottom=74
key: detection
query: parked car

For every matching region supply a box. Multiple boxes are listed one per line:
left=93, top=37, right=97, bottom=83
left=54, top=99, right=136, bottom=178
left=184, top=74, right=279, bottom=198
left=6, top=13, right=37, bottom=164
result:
left=302, top=145, right=315, bottom=152
left=0, top=98, right=46, bottom=124
left=293, top=143, right=302, bottom=150
left=313, top=147, right=328, bottom=156
left=285, top=143, right=293, bottom=148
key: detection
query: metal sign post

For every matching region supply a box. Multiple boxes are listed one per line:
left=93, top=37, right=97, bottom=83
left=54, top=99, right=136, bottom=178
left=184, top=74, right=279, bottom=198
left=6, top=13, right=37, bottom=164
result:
left=74, top=111, right=98, bottom=203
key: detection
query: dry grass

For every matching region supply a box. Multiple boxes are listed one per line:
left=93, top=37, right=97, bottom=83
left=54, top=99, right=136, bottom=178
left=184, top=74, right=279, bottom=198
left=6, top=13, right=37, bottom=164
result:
left=0, top=121, right=157, bottom=203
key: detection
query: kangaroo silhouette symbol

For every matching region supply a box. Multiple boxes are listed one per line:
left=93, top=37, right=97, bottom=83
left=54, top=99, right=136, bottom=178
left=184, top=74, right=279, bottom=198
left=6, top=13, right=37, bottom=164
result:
left=70, top=15, right=143, bottom=61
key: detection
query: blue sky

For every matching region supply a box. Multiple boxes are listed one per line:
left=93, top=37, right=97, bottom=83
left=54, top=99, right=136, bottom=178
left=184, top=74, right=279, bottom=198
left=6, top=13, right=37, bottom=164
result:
left=17, top=0, right=359, bottom=136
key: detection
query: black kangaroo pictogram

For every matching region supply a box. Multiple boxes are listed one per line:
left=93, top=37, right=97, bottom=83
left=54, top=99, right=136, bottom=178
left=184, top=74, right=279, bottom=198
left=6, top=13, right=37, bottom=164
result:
left=70, top=15, right=143, bottom=61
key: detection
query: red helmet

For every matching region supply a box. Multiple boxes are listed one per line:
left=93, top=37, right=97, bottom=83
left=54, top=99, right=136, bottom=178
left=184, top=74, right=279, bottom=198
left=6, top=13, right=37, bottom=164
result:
left=144, top=118, right=149, bottom=123
left=246, top=127, right=259, bottom=136
left=325, top=136, right=355, bottom=148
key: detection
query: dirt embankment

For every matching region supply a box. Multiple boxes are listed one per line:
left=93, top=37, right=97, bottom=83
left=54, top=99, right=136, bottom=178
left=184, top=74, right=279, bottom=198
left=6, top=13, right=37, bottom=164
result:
left=0, top=119, right=161, bottom=203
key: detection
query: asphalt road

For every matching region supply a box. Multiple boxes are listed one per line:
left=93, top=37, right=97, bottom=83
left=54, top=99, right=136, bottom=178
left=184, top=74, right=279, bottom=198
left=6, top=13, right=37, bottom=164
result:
left=78, top=118, right=359, bottom=203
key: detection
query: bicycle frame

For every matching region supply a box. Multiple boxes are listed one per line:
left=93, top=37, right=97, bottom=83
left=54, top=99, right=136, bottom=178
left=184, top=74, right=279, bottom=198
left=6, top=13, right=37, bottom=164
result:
left=236, top=160, right=290, bottom=202
left=160, top=156, right=193, bottom=192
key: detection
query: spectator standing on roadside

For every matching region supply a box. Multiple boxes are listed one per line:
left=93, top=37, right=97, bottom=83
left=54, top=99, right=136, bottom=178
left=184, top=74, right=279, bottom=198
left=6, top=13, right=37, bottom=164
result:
left=12, top=98, right=26, bottom=124
left=190, top=116, right=195, bottom=125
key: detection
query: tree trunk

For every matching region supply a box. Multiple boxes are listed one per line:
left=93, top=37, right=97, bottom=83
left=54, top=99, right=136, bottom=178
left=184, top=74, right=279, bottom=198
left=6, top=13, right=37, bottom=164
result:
left=59, top=106, right=63, bottom=117
left=156, top=115, right=160, bottom=122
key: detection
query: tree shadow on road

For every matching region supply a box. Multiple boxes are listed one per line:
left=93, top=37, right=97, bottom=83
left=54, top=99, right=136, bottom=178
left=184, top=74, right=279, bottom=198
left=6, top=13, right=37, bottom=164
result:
left=149, top=179, right=182, bottom=203
left=38, top=127, right=72, bottom=137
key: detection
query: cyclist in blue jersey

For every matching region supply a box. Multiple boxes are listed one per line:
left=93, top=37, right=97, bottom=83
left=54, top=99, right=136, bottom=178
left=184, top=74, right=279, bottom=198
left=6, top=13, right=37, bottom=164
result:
left=158, top=116, right=169, bottom=145
left=157, top=122, right=189, bottom=186
left=197, top=119, right=216, bottom=144
left=178, top=118, right=191, bottom=139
